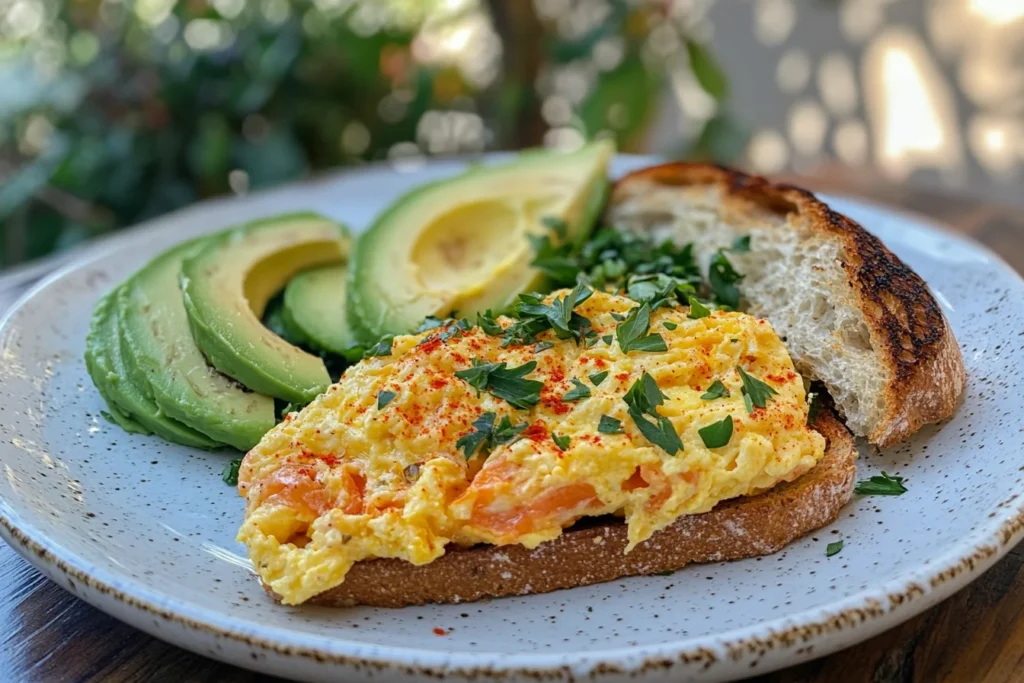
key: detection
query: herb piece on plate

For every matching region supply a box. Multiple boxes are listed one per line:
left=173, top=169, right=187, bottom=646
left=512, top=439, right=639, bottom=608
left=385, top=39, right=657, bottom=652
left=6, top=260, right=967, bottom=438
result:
left=698, top=415, right=733, bottom=448
left=708, top=251, right=744, bottom=309
left=826, top=539, right=844, bottom=557
left=737, top=366, right=778, bottom=413
left=222, top=458, right=242, bottom=486
left=377, top=390, right=397, bottom=409
left=623, top=372, right=683, bottom=455
left=616, top=304, right=667, bottom=353
left=562, top=379, right=592, bottom=402
left=455, top=359, right=543, bottom=409
left=598, top=414, right=624, bottom=434
left=701, top=380, right=730, bottom=400
left=854, top=472, right=907, bottom=496
left=552, top=433, right=571, bottom=451
left=589, top=370, right=609, bottom=386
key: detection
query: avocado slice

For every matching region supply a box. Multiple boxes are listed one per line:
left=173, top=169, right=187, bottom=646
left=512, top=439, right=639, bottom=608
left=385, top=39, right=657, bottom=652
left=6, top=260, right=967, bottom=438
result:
left=118, top=239, right=277, bottom=451
left=84, top=290, right=220, bottom=449
left=282, top=264, right=356, bottom=355
left=180, top=213, right=349, bottom=403
left=346, top=140, right=614, bottom=343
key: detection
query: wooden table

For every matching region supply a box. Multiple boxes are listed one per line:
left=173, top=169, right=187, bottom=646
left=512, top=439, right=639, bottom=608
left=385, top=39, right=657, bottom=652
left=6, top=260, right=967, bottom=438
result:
left=1, top=175, right=1022, bottom=683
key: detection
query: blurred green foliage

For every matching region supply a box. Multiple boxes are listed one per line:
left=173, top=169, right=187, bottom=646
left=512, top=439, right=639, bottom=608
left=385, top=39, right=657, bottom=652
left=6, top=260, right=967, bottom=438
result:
left=0, top=0, right=739, bottom=268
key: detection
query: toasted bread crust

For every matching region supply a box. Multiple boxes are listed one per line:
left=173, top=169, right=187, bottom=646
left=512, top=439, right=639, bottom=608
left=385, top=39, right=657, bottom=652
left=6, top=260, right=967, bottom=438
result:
left=269, top=410, right=855, bottom=608
left=610, top=163, right=966, bottom=446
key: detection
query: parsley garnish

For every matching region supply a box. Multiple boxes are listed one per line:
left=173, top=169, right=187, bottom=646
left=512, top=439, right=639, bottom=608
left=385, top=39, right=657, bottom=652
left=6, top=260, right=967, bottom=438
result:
left=623, top=372, right=683, bottom=455
left=663, top=321, right=678, bottom=330
left=541, top=215, right=569, bottom=240
left=589, top=370, right=609, bottom=386
left=731, top=234, right=751, bottom=253
left=854, top=472, right=907, bottom=496
left=454, top=359, right=543, bottom=409
left=601, top=334, right=613, bottom=344
left=708, top=251, right=744, bottom=309
left=737, top=366, right=778, bottom=412
left=806, top=391, right=822, bottom=424
left=364, top=335, right=395, bottom=358
left=562, top=379, right=591, bottom=402
left=416, top=316, right=446, bottom=333
left=687, top=296, right=711, bottom=319
left=625, top=272, right=695, bottom=309
left=528, top=234, right=579, bottom=284
left=534, top=341, right=554, bottom=353
left=503, top=283, right=594, bottom=347
left=455, top=412, right=528, bottom=458
left=615, top=304, right=667, bottom=353
left=552, top=433, right=571, bottom=451
left=477, top=310, right=503, bottom=335
left=698, top=415, right=733, bottom=448
left=222, top=457, right=242, bottom=486
left=701, top=380, right=730, bottom=400
left=826, top=540, right=844, bottom=557
left=377, top=390, right=397, bottom=409
left=598, top=415, right=623, bottom=434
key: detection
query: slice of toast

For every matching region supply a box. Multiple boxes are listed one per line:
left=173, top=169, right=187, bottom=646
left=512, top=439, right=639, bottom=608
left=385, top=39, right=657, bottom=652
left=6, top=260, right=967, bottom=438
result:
left=608, top=163, right=965, bottom=446
left=269, top=409, right=855, bottom=608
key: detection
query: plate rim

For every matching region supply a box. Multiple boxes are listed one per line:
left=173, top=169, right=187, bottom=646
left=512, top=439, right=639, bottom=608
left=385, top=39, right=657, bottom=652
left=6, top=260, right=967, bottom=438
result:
left=0, top=156, right=1021, bottom=679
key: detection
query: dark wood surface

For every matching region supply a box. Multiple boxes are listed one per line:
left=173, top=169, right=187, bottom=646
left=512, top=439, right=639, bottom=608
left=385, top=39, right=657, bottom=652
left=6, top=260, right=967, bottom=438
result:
left=1, top=171, right=1022, bottom=683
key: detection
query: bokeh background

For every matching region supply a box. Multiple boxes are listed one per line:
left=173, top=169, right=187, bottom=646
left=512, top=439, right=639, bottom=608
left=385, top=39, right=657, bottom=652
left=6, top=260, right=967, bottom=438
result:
left=0, top=0, right=1021, bottom=269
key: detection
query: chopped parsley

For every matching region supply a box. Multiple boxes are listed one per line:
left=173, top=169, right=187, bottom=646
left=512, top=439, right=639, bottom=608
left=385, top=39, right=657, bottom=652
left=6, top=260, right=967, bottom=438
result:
left=687, top=296, right=711, bottom=319
left=561, top=379, right=591, bottom=402
left=416, top=315, right=447, bottom=333
left=663, top=321, right=678, bottom=330
left=625, top=272, right=695, bottom=310
left=602, top=334, right=613, bottom=345
left=541, top=215, right=569, bottom=240
left=806, top=391, right=822, bottom=424
left=708, top=251, right=744, bottom=309
left=589, top=370, right=609, bottom=386
left=598, top=414, right=624, bottom=434
left=700, top=380, right=730, bottom=400
left=826, top=540, right=844, bottom=557
left=698, top=415, right=734, bottom=449
left=737, top=366, right=778, bottom=413
left=610, top=312, right=626, bottom=322
left=552, top=433, right=571, bottom=451
left=377, top=390, right=397, bottom=410
left=455, top=412, right=528, bottom=459
left=730, top=234, right=752, bottom=253
left=503, top=283, right=594, bottom=347
left=854, top=472, right=908, bottom=496
left=364, top=335, right=395, bottom=358
left=476, top=310, right=503, bottom=335
left=615, top=304, right=667, bottom=353
left=528, top=234, right=579, bottom=284
left=222, top=457, right=242, bottom=486
left=623, top=372, right=683, bottom=455
left=534, top=341, right=555, bottom=353
left=454, top=359, right=543, bottom=409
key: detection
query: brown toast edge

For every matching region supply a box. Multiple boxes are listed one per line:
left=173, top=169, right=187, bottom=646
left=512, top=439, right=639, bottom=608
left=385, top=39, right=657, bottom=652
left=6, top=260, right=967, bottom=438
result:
left=265, top=409, right=856, bottom=608
left=610, top=162, right=966, bottom=447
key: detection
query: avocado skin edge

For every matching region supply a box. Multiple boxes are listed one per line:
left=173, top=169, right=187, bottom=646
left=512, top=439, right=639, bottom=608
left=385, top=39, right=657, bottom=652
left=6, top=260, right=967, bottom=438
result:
left=117, top=241, right=276, bottom=452
left=84, top=290, right=221, bottom=449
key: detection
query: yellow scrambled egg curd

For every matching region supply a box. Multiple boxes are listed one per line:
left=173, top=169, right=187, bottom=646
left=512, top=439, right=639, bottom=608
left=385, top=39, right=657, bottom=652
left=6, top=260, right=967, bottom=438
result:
left=237, top=289, right=825, bottom=604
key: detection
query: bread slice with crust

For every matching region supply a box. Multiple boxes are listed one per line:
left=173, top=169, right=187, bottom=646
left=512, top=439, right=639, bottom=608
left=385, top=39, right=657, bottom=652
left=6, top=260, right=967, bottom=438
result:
left=608, top=163, right=965, bottom=446
left=268, top=409, right=856, bottom=608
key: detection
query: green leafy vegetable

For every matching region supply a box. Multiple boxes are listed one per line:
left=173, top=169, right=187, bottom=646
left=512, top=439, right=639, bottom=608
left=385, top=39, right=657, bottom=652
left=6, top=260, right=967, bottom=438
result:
left=454, top=359, right=543, bottom=409
left=623, top=372, right=683, bottom=455
left=552, top=433, right=571, bottom=451
left=562, top=379, right=591, bottom=402
left=477, top=310, right=503, bottom=336
left=616, top=304, right=667, bottom=353
left=708, top=251, right=744, bottom=309
left=416, top=316, right=447, bottom=333
left=737, top=366, right=778, bottom=412
left=598, top=414, right=623, bottom=434
left=364, top=335, right=395, bottom=358
left=854, top=472, right=907, bottom=496
left=687, top=296, right=711, bottom=319
left=377, top=390, right=397, bottom=410
left=826, top=540, right=844, bottom=557
left=663, top=321, right=678, bottom=330
left=701, top=380, right=730, bottom=400
left=698, top=415, right=733, bottom=448
left=456, top=412, right=496, bottom=458
left=589, top=370, right=609, bottom=386
left=534, top=341, right=555, bottom=353
left=222, top=458, right=242, bottom=486
left=730, top=234, right=751, bottom=253
left=541, top=215, right=569, bottom=240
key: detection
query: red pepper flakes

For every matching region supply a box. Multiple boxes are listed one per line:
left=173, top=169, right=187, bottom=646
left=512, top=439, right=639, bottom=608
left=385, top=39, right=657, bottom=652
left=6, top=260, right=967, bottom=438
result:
left=451, top=353, right=468, bottom=364
left=765, top=373, right=794, bottom=383
left=592, top=358, right=607, bottom=369
left=548, top=368, right=566, bottom=383
left=615, top=372, right=630, bottom=382
left=430, top=376, right=448, bottom=390
left=318, top=454, right=340, bottom=467
left=522, top=422, right=548, bottom=442
left=433, top=627, right=447, bottom=636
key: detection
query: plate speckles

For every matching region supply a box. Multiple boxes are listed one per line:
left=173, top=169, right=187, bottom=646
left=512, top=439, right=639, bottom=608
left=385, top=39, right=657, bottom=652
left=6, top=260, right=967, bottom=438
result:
left=0, top=156, right=1021, bottom=683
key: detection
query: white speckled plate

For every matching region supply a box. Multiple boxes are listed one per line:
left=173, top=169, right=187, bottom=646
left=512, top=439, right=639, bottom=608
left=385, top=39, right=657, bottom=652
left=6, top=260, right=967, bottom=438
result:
left=0, top=155, right=1019, bottom=683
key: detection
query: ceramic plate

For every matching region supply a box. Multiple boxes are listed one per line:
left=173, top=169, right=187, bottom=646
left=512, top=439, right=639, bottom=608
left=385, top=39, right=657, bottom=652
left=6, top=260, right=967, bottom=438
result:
left=0, top=155, right=1019, bottom=683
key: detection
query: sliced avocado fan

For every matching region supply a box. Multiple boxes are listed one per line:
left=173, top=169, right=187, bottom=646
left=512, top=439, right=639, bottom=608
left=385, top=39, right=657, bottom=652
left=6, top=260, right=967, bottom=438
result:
left=346, top=139, right=614, bottom=343
left=180, top=213, right=350, bottom=403
left=84, top=290, right=220, bottom=449
left=282, top=264, right=356, bottom=355
left=118, top=239, right=277, bottom=451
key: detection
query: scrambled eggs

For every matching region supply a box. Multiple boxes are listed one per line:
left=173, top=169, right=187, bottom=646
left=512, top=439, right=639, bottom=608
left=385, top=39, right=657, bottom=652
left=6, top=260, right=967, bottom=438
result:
left=237, top=290, right=825, bottom=605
